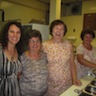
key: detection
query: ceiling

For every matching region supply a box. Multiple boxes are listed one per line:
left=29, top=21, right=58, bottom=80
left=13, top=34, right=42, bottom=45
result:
left=37, top=0, right=83, bottom=4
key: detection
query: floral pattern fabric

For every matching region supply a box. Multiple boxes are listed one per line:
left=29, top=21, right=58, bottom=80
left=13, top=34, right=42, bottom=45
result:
left=75, top=44, right=96, bottom=79
left=42, top=40, right=73, bottom=96
left=19, top=52, right=48, bottom=96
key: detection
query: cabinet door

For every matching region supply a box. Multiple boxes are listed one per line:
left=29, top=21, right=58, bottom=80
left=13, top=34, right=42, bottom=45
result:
left=83, top=13, right=96, bottom=30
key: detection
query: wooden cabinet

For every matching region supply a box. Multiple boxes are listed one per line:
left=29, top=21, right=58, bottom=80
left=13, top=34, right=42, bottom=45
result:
left=83, top=13, right=96, bottom=30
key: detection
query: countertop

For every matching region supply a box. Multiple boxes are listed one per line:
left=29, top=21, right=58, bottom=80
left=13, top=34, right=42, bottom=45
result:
left=60, top=75, right=95, bottom=96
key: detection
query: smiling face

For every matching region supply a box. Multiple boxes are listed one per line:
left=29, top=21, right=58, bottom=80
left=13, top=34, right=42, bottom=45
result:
left=52, top=24, right=65, bottom=41
left=28, top=37, right=41, bottom=53
left=83, top=34, right=93, bottom=45
left=8, top=24, right=21, bottom=46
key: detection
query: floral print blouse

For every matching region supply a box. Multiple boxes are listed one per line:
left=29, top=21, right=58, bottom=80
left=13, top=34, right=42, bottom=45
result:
left=42, top=40, right=73, bottom=96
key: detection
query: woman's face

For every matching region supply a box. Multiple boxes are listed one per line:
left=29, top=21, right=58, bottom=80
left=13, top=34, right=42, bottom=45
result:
left=8, top=24, right=21, bottom=46
left=52, top=24, right=65, bottom=40
left=29, top=37, right=41, bottom=52
left=83, top=34, right=93, bottom=45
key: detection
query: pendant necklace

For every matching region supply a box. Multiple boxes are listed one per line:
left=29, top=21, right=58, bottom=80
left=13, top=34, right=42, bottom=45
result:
left=10, top=49, right=16, bottom=61
left=11, top=56, right=14, bottom=61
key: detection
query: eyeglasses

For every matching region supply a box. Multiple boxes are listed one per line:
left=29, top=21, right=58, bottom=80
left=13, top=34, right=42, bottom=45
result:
left=29, top=40, right=40, bottom=43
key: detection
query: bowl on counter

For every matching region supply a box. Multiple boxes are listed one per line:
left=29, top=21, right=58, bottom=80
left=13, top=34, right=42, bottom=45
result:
left=90, top=80, right=96, bottom=86
left=84, top=85, right=96, bottom=95
left=92, top=69, right=96, bottom=76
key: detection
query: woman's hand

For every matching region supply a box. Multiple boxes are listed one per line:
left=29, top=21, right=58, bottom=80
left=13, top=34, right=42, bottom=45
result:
left=17, top=72, right=22, bottom=80
left=73, top=79, right=82, bottom=86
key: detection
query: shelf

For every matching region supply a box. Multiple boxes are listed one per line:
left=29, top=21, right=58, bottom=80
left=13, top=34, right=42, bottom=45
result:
left=67, top=36, right=77, bottom=42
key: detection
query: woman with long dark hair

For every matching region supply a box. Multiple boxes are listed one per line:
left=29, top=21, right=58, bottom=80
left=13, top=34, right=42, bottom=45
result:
left=0, top=21, right=23, bottom=96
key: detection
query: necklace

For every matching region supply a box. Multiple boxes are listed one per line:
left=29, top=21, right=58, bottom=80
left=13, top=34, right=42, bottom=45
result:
left=7, top=49, right=16, bottom=61
left=83, top=43, right=92, bottom=50
left=4, top=48, right=16, bottom=62
left=11, top=56, right=14, bottom=61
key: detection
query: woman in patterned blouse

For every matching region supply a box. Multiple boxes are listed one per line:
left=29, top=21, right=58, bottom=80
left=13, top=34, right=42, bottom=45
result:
left=42, top=19, right=81, bottom=96
left=75, top=28, right=96, bottom=79
left=19, top=29, right=48, bottom=96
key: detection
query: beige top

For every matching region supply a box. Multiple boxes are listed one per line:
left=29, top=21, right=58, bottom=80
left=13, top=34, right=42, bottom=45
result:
left=43, top=40, right=73, bottom=96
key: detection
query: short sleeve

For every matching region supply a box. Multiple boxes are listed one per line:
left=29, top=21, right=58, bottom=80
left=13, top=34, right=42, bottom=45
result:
left=76, top=44, right=84, bottom=55
left=42, top=41, right=48, bottom=53
left=20, top=53, right=28, bottom=67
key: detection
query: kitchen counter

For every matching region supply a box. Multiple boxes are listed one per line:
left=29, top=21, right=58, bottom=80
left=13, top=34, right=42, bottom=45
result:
left=60, top=75, right=95, bottom=96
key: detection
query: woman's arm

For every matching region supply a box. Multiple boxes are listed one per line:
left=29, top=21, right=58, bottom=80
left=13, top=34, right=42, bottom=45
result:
left=77, top=54, right=96, bottom=68
left=17, top=72, right=22, bottom=80
left=70, top=45, right=81, bottom=86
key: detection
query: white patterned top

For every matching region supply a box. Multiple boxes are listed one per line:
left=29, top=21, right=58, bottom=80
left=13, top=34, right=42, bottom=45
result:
left=75, top=44, right=96, bottom=79
left=19, top=51, right=48, bottom=96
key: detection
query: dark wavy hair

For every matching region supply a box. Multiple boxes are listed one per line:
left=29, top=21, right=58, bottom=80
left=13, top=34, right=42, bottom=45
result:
left=49, top=19, right=67, bottom=36
left=80, top=28, right=95, bottom=40
left=24, top=29, right=42, bottom=46
left=0, top=21, right=24, bottom=55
